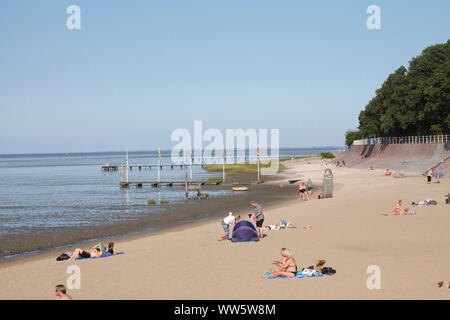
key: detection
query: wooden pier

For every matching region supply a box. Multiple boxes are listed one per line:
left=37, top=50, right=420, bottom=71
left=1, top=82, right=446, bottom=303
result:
left=119, top=180, right=222, bottom=188
left=102, top=164, right=204, bottom=171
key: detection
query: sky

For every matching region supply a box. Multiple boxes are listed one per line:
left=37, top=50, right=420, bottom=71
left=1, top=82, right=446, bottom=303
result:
left=0, top=0, right=449, bottom=154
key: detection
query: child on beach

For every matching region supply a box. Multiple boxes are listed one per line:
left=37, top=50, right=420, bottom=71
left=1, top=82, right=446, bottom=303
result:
left=317, top=187, right=323, bottom=199
left=55, top=285, right=72, bottom=300
left=262, top=248, right=297, bottom=278
left=306, top=179, right=313, bottom=196
left=220, top=212, right=240, bottom=241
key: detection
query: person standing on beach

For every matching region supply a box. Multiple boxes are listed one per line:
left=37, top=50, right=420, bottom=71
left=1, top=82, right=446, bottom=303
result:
left=435, top=168, right=440, bottom=183
left=427, top=169, right=432, bottom=184
left=251, top=201, right=264, bottom=239
left=221, top=212, right=240, bottom=240
left=55, top=284, right=72, bottom=300
left=306, top=179, right=313, bottom=196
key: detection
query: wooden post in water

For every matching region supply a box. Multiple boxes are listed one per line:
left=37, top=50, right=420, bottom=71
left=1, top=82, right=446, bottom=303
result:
left=185, top=170, right=188, bottom=200
left=125, top=149, right=129, bottom=184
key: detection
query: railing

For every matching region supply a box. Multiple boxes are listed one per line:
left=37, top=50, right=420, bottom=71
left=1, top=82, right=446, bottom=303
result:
left=352, top=135, right=449, bottom=145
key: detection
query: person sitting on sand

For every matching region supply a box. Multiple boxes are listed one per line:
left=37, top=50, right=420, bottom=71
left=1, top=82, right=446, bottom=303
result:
left=221, top=212, right=240, bottom=241
left=262, top=248, right=297, bottom=278
left=55, top=284, right=72, bottom=300
left=317, top=187, right=323, bottom=199
left=385, top=169, right=391, bottom=176
left=382, top=200, right=403, bottom=216
left=69, top=242, right=115, bottom=260
left=368, top=166, right=374, bottom=170
left=298, top=182, right=309, bottom=201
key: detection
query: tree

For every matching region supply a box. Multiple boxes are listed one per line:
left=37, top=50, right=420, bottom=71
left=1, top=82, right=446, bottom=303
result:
left=346, top=40, right=450, bottom=143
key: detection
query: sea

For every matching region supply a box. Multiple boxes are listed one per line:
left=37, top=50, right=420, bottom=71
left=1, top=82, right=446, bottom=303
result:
left=0, top=147, right=343, bottom=260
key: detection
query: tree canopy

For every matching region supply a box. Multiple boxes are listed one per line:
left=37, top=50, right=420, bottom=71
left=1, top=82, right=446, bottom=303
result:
left=345, top=40, right=450, bottom=145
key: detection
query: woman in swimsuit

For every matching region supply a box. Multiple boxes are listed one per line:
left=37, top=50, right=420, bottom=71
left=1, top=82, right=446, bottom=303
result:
left=298, top=182, right=309, bottom=201
left=262, top=248, right=298, bottom=278
left=382, top=200, right=403, bottom=216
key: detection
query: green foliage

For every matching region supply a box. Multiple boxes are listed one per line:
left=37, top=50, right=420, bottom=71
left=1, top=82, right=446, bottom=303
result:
left=203, top=161, right=285, bottom=179
left=345, top=130, right=365, bottom=146
left=208, top=176, right=222, bottom=181
left=348, top=40, right=450, bottom=142
left=320, top=152, right=335, bottom=159
left=147, top=199, right=156, bottom=205
left=160, top=200, right=169, bottom=204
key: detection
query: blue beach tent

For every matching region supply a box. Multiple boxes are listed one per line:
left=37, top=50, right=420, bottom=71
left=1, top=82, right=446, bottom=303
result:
left=231, top=220, right=260, bottom=242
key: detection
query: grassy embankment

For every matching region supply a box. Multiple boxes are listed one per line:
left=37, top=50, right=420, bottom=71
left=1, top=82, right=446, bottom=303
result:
left=204, top=154, right=321, bottom=180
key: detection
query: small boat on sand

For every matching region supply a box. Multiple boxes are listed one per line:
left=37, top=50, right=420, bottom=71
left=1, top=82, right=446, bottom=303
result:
left=232, top=187, right=248, bottom=191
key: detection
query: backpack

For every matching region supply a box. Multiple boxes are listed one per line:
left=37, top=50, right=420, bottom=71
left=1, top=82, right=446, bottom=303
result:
left=56, top=252, right=71, bottom=261
left=322, top=267, right=336, bottom=275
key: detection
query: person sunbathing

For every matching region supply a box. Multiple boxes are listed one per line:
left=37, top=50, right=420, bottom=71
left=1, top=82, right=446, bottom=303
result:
left=368, top=166, right=374, bottom=170
left=385, top=169, right=391, bottom=176
left=382, top=200, right=403, bottom=216
left=69, top=242, right=115, bottom=260
left=436, top=281, right=450, bottom=289
left=262, top=248, right=297, bottom=278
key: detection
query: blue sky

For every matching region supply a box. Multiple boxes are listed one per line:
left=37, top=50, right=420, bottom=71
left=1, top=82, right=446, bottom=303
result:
left=0, top=0, right=449, bottom=153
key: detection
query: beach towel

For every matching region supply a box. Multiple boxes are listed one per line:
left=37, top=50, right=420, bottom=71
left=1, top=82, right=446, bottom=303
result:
left=75, top=252, right=124, bottom=260
left=412, top=203, right=431, bottom=207
left=263, top=271, right=324, bottom=279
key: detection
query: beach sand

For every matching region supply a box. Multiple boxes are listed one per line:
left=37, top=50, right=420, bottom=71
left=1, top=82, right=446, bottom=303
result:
left=0, top=158, right=449, bottom=300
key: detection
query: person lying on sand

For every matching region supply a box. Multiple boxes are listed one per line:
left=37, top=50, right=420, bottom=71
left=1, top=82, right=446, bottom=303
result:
left=412, top=198, right=435, bottom=206
left=55, top=284, right=72, bottom=300
left=69, top=242, right=115, bottom=260
left=262, top=248, right=297, bottom=278
left=368, top=166, right=374, bottom=170
left=436, top=281, right=450, bottom=289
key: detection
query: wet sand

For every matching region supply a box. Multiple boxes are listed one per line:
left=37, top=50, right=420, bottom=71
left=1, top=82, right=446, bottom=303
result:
left=0, top=158, right=449, bottom=299
left=0, top=172, right=299, bottom=261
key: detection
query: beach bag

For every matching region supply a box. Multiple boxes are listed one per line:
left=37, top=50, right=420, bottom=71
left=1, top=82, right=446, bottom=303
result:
left=56, top=252, right=71, bottom=261
left=301, top=268, right=315, bottom=276
left=280, top=220, right=287, bottom=229
left=322, top=267, right=336, bottom=275
left=302, top=268, right=321, bottom=276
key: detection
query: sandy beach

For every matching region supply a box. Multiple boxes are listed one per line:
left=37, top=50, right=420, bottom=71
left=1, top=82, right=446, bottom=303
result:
left=0, top=158, right=448, bottom=300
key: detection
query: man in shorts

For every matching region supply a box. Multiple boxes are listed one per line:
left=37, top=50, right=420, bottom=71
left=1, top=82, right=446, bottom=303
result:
left=251, top=201, right=264, bottom=239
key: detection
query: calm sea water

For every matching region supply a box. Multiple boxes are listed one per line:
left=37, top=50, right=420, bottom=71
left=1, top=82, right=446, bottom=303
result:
left=0, top=147, right=341, bottom=259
